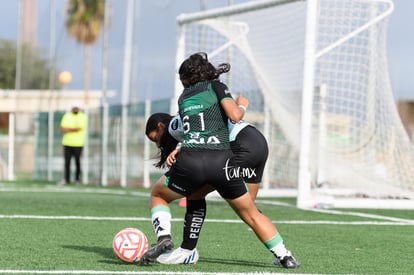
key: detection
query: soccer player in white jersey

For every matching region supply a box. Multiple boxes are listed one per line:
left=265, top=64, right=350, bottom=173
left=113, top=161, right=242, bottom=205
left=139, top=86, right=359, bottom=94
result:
left=142, top=52, right=299, bottom=268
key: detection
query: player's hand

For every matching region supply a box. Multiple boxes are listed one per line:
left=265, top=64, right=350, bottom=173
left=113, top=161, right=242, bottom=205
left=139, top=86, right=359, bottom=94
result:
left=235, top=94, right=249, bottom=109
left=166, top=149, right=180, bottom=167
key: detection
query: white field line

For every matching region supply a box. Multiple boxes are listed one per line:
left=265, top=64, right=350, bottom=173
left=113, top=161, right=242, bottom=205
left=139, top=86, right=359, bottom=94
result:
left=0, top=214, right=412, bottom=226
left=304, top=207, right=414, bottom=224
left=1, top=184, right=413, bottom=225
left=0, top=186, right=150, bottom=198
left=0, top=271, right=324, bottom=275
left=256, top=199, right=414, bottom=224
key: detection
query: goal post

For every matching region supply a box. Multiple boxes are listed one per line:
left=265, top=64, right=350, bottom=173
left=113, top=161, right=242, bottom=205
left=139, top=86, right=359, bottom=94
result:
left=174, top=0, right=414, bottom=209
left=297, top=0, right=318, bottom=209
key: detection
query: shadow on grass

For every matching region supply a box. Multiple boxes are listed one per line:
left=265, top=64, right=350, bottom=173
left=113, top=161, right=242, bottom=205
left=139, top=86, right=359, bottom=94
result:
left=62, top=245, right=277, bottom=269
left=62, top=245, right=114, bottom=260
left=62, top=245, right=151, bottom=266
left=199, top=256, right=275, bottom=269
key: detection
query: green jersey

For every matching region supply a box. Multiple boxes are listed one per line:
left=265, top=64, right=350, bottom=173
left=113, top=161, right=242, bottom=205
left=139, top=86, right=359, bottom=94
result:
left=178, top=80, right=231, bottom=150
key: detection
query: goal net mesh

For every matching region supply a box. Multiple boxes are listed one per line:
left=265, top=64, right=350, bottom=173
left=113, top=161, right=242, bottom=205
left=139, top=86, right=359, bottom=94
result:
left=176, top=0, right=414, bottom=208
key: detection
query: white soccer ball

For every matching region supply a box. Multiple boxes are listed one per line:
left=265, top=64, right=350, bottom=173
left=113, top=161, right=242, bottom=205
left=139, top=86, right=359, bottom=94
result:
left=112, top=227, right=149, bottom=263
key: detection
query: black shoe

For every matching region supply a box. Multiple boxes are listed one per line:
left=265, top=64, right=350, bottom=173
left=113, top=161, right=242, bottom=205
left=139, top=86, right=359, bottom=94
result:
left=279, top=255, right=300, bottom=269
left=141, top=237, right=174, bottom=265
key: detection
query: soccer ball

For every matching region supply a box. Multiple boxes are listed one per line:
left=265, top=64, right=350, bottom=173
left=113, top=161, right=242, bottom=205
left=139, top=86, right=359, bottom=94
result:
left=112, top=227, right=149, bottom=263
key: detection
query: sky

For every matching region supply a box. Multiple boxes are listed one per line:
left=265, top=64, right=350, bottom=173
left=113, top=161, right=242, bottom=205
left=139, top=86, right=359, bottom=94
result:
left=0, top=0, right=413, bottom=103
left=386, top=0, right=414, bottom=100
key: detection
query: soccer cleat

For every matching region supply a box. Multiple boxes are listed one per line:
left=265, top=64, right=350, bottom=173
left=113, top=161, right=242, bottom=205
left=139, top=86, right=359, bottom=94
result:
left=279, top=255, right=300, bottom=269
left=271, top=258, right=281, bottom=266
left=156, top=247, right=199, bottom=264
left=140, top=237, right=174, bottom=265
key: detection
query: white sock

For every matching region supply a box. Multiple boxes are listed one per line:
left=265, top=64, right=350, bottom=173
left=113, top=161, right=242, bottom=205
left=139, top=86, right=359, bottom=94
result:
left=265, top=233, right=290, bottom=259
left=271, top=242, right=290, bottom=259
left=150, top=205, right=172, bottom=239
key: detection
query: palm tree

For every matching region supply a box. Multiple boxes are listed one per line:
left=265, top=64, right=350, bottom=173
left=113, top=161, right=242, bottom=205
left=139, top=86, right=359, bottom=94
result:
left=65, top=0, right=105, bottom=185
left=65, top=0, right=105, bottom=105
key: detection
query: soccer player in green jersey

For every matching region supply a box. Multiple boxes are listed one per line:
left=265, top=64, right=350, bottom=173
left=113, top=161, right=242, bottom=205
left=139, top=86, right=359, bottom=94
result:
left=142, top=52, right=299, bottom=268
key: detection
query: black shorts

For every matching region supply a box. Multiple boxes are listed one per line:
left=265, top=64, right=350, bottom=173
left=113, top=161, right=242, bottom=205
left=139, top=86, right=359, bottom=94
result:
left=230, top=126, right=269, bottom=183
left=166, top=149, right=247, bottom=199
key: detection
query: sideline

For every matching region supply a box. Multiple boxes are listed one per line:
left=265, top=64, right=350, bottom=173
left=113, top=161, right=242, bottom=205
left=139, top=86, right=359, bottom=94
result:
left=0, top=214, right=412, bottom=226
left=256, top=199, right=414, bottom=224
left=0, top=185, right=150, bottom=198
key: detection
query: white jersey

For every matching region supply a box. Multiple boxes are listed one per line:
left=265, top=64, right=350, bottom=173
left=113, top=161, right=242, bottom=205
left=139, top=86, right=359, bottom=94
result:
left=168, top=114, right=184, bottom=141
left=228, top=120, right=250, bottom=142
left=169, top=114, right=250, bottom=142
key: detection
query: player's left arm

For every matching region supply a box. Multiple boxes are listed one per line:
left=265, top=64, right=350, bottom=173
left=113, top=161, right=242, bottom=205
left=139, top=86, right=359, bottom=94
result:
left=212, top=80, right=248, bottom=122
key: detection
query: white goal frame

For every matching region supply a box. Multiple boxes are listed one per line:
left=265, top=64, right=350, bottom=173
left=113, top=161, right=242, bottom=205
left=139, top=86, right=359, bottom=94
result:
left=174, top=0, right=414, bottom=209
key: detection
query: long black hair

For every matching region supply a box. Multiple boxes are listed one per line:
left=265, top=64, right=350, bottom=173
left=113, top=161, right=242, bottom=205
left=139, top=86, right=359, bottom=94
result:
left=145, top=113, right=179, bottom=168
left=178, top=52, right=230, bottom=88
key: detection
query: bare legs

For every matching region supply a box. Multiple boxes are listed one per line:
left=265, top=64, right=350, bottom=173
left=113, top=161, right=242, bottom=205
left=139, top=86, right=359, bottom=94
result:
left=226, top=192, right=277, bottom=242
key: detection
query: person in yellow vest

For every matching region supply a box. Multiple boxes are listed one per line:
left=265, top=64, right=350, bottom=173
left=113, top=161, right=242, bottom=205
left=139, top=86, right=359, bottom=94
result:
left=60, top=102, right=87, bottom=184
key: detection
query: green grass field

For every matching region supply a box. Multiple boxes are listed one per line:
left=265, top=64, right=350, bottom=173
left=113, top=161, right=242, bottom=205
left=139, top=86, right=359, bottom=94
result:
left=0, top=181, right=412, bottom=275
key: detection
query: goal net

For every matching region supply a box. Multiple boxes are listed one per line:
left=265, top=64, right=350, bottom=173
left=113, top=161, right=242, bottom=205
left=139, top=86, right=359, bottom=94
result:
left=174, top=0, right=414, bottom=209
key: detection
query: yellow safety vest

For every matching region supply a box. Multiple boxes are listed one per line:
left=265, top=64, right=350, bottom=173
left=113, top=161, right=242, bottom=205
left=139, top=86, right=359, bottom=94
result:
left=61, top=112, right=87, bottom=147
